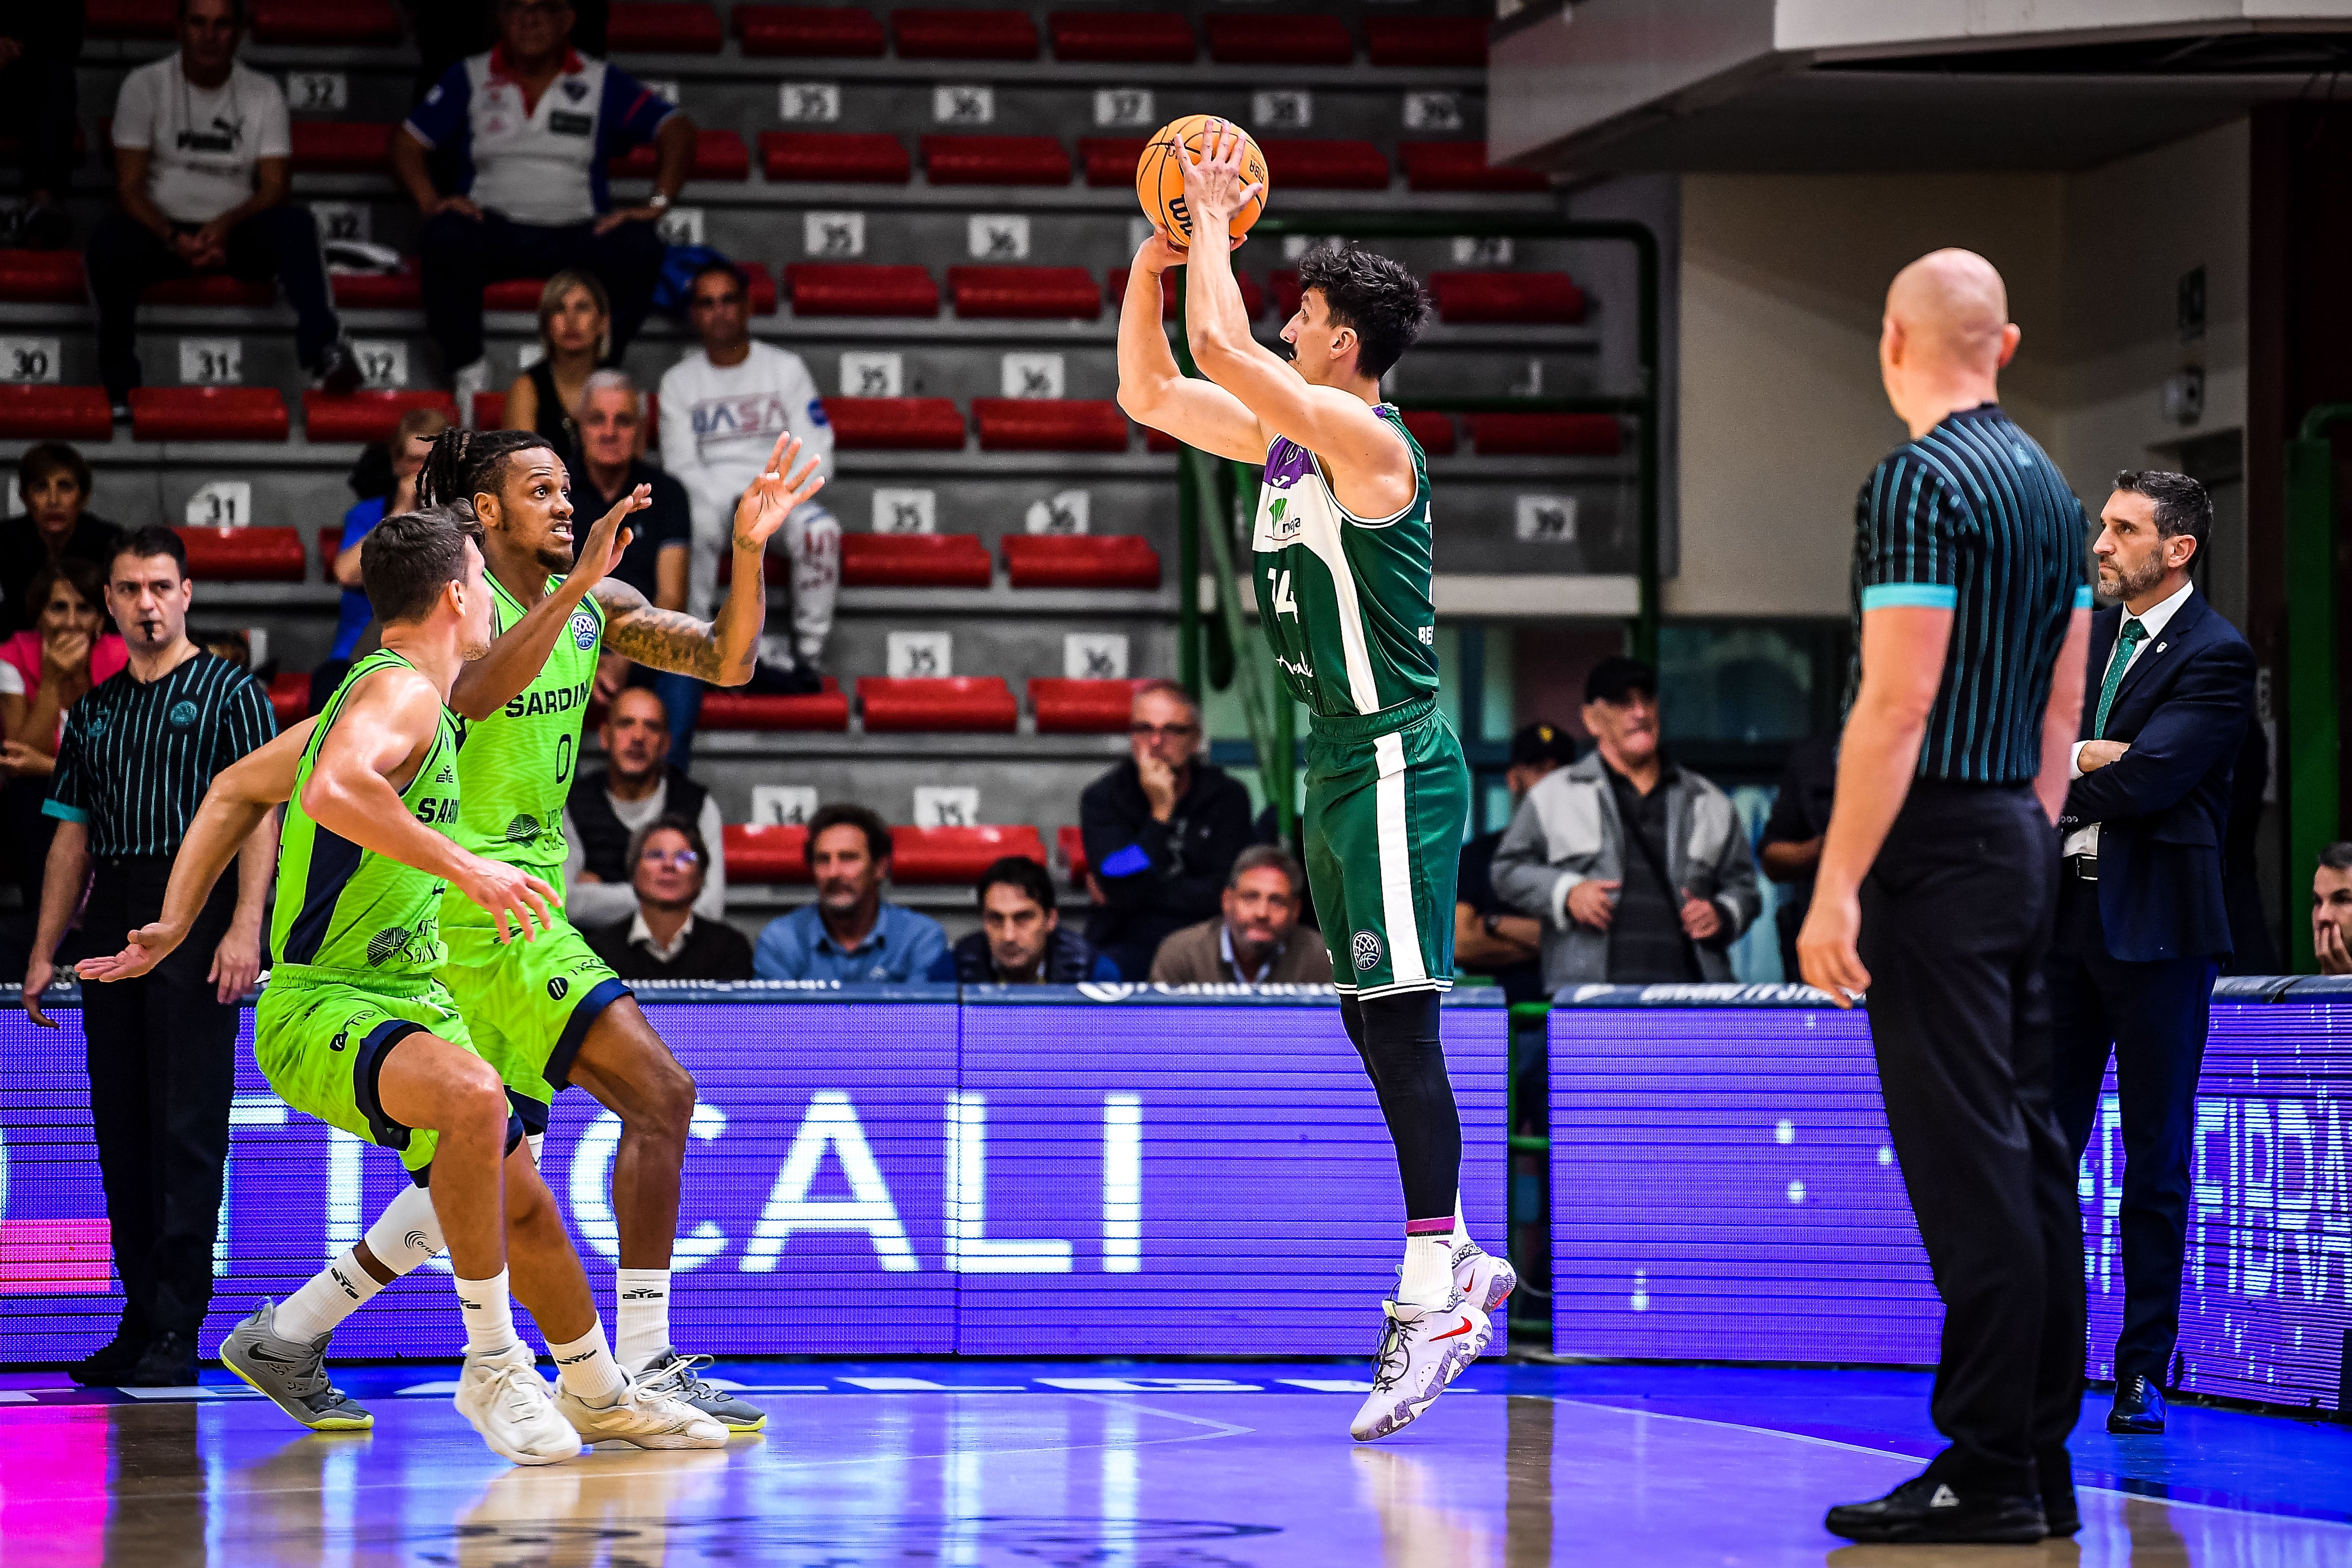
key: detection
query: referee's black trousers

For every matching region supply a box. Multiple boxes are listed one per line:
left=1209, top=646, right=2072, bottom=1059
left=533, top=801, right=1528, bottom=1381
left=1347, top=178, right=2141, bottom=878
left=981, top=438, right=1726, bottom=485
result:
left=1859, top=782, right=2084, bottom=1497
left=79, top=858, right=241, bottom=1342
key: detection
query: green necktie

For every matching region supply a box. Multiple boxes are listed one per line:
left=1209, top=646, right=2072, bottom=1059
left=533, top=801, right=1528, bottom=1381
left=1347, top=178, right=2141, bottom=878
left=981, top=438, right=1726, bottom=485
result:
left=2093, top=618, right=2148, bottom=739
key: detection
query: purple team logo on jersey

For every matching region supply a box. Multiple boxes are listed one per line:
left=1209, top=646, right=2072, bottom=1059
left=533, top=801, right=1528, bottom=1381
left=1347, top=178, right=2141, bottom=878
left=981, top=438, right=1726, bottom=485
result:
left=1264, top=437, right=1315, bottom=490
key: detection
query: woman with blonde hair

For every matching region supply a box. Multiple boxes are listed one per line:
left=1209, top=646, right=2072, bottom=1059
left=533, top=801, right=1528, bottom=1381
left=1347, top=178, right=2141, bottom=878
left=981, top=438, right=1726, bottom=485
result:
left=503, top=268, right=611, bottom=455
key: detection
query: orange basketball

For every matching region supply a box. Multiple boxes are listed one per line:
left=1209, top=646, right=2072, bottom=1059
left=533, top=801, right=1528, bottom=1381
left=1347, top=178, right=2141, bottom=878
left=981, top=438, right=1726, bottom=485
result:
left=1135, top=114, right=1269, bottom=250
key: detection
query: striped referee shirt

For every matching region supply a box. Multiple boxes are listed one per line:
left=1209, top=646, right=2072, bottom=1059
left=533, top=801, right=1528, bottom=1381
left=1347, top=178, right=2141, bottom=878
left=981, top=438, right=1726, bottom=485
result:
left=43, top=651, right=277, bottom=858
left=1851, top=403, right=2089, bottom=784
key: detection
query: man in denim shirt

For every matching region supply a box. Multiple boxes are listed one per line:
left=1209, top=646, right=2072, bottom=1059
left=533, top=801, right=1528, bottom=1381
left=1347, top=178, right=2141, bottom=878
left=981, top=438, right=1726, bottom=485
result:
left=753, top=803, right=947, bottom=982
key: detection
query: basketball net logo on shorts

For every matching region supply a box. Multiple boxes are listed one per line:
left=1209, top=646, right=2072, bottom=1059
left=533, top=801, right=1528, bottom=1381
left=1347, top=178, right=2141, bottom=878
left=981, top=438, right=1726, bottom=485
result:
left=1352, top=930, right=1383, bottom=971
left=568, top=609, right=598, bottom=652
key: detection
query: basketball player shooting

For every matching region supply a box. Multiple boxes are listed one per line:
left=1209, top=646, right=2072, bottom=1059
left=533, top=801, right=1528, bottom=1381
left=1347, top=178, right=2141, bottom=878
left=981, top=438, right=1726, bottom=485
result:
left=1115, top=121, right=1513, bottom=1442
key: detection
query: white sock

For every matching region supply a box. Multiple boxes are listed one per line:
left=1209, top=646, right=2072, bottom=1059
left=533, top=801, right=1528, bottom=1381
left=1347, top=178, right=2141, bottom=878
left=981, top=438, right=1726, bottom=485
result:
left=364, top=1181, right=447, bottom=1274
left=527, top=1133, right=544, bottom=1167
left=1399, top=1226, right=1455, bottom=1307
left=274, top=1248, right=383, bottom=1342
left=455, top=1271, right=518, bottom=1358
left=1452, top=1192, right=1480, bottom=1261
left=614, top=1269, right=672, bottom=1372
left=549, top=1319, right=628, bottom=1405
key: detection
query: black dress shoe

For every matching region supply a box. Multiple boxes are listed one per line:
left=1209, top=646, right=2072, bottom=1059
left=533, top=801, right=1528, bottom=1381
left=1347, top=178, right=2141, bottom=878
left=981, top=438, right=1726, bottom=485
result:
left=2038, top=1446, right=2079, bottom=1536
left=65, top=1322, right=152, bottom=1387
left=2109, top=1375, right=2167, bottom=1434
left=1824, top=1475, right=2047, bottom=1544
left=122, top=1330, right=199, bottom=1388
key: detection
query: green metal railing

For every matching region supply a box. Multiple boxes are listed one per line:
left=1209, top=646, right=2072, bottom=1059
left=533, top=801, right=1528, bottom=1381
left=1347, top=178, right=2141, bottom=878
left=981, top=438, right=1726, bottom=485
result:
left=2285, top=405, right=2349, bottom=973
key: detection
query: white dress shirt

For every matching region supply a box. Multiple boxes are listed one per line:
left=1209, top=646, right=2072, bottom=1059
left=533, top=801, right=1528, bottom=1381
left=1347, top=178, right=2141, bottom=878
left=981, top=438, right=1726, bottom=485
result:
left=2063, top=578, right=2196, bottom=860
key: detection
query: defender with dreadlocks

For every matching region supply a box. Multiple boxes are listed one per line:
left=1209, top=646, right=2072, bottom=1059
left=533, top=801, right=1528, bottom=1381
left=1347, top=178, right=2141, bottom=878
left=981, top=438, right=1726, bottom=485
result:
left=1115, top=122, right=1508, bottom=1442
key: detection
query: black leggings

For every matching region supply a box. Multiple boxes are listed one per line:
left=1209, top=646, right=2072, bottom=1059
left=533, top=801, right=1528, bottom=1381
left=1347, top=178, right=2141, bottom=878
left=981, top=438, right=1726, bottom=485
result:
left=1340, top=991, right=1460, bottom=1223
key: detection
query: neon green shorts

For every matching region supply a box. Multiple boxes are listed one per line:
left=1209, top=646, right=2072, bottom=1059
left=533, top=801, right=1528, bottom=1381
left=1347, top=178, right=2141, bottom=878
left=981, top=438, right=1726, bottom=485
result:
left=439, top=878, right=632, bottom=1134
left=1301, top=697, right=1470, bottom=999
left=255, top=967, right=490, bottom=1176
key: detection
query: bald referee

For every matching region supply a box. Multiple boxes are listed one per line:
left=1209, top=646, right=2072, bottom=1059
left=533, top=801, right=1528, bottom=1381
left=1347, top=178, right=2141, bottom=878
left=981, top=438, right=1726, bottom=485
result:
left=21, top=526, right=278, bottom=1389
left=1798, top=251, right=2092, bottom=1545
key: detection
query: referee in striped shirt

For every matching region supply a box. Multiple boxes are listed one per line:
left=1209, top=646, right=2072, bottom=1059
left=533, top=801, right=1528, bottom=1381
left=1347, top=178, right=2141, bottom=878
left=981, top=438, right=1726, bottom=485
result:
left=22, top=525, right=277, bottom=1388
left=1799, top=251, right=2094, bottom=1545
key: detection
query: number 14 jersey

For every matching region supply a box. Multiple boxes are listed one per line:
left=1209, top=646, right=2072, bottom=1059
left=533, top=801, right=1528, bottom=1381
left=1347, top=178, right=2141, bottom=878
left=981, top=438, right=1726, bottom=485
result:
left=450, top=573, right=605, bottom=873
left=1250, top=405, right=1439, bottom=722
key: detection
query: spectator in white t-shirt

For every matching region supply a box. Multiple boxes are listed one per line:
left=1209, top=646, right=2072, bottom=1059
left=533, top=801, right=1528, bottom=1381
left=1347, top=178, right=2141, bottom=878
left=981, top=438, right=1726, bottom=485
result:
left=560, top=686, right=728, bottom=930
left=656, top=259, right=839, bottom=746
left=85, top=0, right=359, bottom=413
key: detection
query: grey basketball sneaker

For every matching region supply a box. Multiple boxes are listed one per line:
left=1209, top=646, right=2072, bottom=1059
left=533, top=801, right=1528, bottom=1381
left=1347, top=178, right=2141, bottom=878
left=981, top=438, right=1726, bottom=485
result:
left=219, top=1301, right=373, bottom=1431
left=636, top=1350, right=767, bottom=1432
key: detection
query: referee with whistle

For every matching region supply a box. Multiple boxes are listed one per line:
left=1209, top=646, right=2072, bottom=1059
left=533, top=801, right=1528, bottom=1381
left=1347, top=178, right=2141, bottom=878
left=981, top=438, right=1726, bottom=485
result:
left=1798, top=251, right=2093, bottom=1545
left=21, top=526, right=278, bottom=1389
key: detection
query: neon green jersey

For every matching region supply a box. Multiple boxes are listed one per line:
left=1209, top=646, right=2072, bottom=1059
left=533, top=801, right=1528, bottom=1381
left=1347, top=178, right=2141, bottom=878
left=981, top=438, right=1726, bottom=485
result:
left=450, top=574, right=604, bottom=871
left=269, top=649, right=460, bottom=974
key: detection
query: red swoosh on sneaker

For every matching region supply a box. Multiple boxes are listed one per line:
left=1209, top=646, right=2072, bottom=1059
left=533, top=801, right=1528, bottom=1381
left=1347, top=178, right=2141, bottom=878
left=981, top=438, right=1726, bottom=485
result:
left=1430, top=1319, right=1476, bottom=1341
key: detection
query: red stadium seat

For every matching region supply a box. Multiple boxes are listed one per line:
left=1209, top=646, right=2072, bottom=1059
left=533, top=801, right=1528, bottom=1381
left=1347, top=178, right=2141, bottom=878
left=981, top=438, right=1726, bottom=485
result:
left=699, top=679, right=851, bottom=733
left=472, top=392, right=508, bottom=429
left=1260, top=139, right=1389, bottom=191
left=920, top=135, right=1070, bottom=186
left=738, top=262, right=780, bottom=315
left=1031, top=677, right=1150, bottom=734
left=736, top=4, right=888, bottom=56
left=890, top=823, right=1046, bottom=882
left=893, top=7, right=1038, bottom=59
left=0, top=386, right=113, bottom=441
left=1144, top=426, right=1180, bottom=455
left=85, top=0, right=176, bottom=38
left=291, top=122, right=395, bottom=173
left=1004, top=535, right=1160, bottom=590
left=1269, top=269, right=1300, bottom=321
left=606, top=1, right=725, bottom=51
left=1106, top=266, right=1264, bottom=321
left=759, top=131, right=911, bottom=184
left=840, top=532, right=993, bottom=588
left=266, top=669, right=310, bottom=729
left=484, top=278, right=544, bottom=311
left=251, top=0, right=400, bottom=45
left=1365, top=16, right=1487, bottom=67
left=724, top=822, right=811, bottom=882
left=1400, top=411, right=1457, bottom=457
left=1206, top=13, right=1351, bottom=65
left=1079, top=137, right=1148, bottom=189
left=973, top=399, right=1127, bottom=453
left=1431, top=271, right=1587, bottom=325
left=303, top=390, right=459, bottom=444
left=859, top=677, right=1020, bottom=734
left=611, top=129, right=752, bottom=180
left=143, top=273, right=275, bottom=306
left=948, top=265, right=1100, bottom=320
left=179, top=526, right=306, bottom=582
left=1400, top=141, right=1549, bottom=194
left=331, top=265, right=421, bottom=308
left=318, top=524, right=344, bottom=561
left=1050, top=11, right=1194, bottom=62
left=1057, top=823, right=1088, bottom=879
left=824, top=397, right=964, bottom=450
left=0, top=249, right=85, bottom=303
left=1471, top=413, right=1623, bottom=457
left=129, top=388, right=288, bottom=441
left=787, top=263, right=939, bottom=317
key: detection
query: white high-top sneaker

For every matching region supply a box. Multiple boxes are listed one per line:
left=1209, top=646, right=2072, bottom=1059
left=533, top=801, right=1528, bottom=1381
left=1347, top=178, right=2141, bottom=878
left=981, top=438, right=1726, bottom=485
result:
left=1452, top=1240, right=1518, bottom=1316
left=556, top=1375, right=728, bottom=1450
left=1349, top=1288, right=1489, bottom=1442
left=455, top=1342, right=582, bottom=1467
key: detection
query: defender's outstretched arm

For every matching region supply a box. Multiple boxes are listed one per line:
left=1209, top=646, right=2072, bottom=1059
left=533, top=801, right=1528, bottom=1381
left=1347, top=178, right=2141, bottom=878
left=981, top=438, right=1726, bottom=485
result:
left=1115, top=228, right=1266, bottom=464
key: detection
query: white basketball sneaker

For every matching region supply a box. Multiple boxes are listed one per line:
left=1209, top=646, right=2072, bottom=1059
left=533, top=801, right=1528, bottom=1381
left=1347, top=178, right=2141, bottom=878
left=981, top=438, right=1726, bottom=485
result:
left=456, top=1342, right=582, bottom=1467
left=556, top=1375, right=728, bottom=1450
left=1453, top=1241, right=1518, bottom=1316
left=1349, top=1289, right=1489, bottom=1442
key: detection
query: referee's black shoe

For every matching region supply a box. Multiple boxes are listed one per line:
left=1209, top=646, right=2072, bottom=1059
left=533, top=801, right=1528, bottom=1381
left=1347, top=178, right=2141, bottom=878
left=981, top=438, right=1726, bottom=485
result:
left=2038, top=1444, right=2080, bottom=1537
left=1824, top=1475, right=2047, bottom=1544
left=65, top=1319, right=151, bottom=1386
left=2109, top=1374, right=2166, bottom=1434
left=122, top=1330, right=199, bottom=1388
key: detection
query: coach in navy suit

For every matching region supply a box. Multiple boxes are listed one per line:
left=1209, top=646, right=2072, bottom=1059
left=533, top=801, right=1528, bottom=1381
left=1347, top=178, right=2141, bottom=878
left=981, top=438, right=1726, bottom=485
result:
left=2050, top=469, right=2254, bottom=1437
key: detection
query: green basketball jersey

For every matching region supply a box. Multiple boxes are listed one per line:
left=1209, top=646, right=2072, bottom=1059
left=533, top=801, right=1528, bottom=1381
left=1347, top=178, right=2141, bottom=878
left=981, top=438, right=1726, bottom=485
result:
left=270, top=649, right=461, bottom=974
left=450, top=574, right=604, bottom=870
left=1250, top=405, right=1439, bottom=721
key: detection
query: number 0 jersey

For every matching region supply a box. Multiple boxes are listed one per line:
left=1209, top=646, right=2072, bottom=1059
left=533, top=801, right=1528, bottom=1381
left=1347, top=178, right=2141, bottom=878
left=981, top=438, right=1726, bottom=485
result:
left=1250, top=405, right=1439, bottom=721
left=269, top=649, right=460, bottom=975
left=450, top=574, right=604, bottom=872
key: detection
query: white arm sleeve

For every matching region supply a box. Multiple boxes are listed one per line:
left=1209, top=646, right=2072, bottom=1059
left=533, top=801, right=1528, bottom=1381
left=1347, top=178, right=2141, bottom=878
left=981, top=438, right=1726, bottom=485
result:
left=660, top=360, right=727, bottom=621
left=252, top=75, right=293, bottom=162
left=695, top=794, right=728, bottom=920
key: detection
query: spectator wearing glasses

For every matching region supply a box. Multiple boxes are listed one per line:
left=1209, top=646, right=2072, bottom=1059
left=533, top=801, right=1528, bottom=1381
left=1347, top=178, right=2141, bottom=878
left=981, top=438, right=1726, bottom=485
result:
left=1149, top=844, right=1331, bottom=986
left=562, top=687, right=725, bottom=933
left=929, top=855, right=1117, bottom=984
left=1081, top=680, right=1254, bottom=980
left=585, top=815, right=753, bottom=981
left=753, top=804, right=947, bottom=983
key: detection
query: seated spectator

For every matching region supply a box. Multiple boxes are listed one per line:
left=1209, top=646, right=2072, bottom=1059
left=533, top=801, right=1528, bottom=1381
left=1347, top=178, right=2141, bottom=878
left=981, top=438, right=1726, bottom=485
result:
left=2313, top=842, right=2352, bottom=975
left=0, top=0, right=82, bottom=249
left=930, top=856, right=1116, bottom=984
left=395, top=0, right=692, bottom=403
left=0, top=444, right=121, bottom=641
left=1454, top=722, right=1578, bottom=1006
left=503, top=270, right=609, bottom=455
left=568, top=369, right=692, bottom=725
left=88, top=0, right=358, bottom=416
left=585, top=815, right=754, bottom=981
left=1757, top=733, right=1839, bottom=984
left=753, top=804, right=947, bottom=983
left=561, top=687, right=725, bottom=932
left=315, top=407, right=449, bottom=712
left=1491, top=657, right=1761, bottom=987
left=1082, top=680, right=1253, bottom=979
left=1149, top=845, right=1332, bottom=986
left=0, top=559, right=127, bottom=914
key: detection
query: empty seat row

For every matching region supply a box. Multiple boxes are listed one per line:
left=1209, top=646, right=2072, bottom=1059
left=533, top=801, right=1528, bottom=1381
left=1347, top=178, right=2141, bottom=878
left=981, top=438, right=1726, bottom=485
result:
left=740, top=9, right=1487, bottom=66
left=724, top=821, right=1053, bottom=886
left=758, top=133, right=1539, bottom=192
